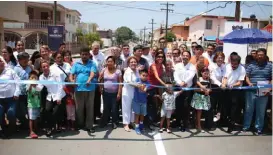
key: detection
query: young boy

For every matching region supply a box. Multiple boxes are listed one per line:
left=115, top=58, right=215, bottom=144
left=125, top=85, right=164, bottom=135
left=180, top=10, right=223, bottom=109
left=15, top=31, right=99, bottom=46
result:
left=132, top=69, right=150, bottom=135
left=156, top=82, right=182, bottom=133
left=27, top=71, right=40, bottom=139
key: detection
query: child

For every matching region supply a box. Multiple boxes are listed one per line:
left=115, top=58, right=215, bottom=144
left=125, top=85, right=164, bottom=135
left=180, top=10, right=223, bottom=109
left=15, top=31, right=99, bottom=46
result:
left=132, top=69, right=150, bottom=135
left=191, top=67, right=212, bottom=133
left=156, top=82, right=182, bottom=133
left=27, top=71, right=40, bottom=139
left=63, top=85, right=75, bottom=130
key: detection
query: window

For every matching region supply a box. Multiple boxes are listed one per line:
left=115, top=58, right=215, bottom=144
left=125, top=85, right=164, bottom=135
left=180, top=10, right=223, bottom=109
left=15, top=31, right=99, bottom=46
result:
left=205, top=20, right=213, bottom=30
left=184, top=26, right=189, bottom=31
left=72, top=16, right=75, bottom=25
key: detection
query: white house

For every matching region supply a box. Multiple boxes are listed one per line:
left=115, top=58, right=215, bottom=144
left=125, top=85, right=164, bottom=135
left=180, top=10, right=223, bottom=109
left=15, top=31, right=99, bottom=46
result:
left=184, top=15, right=256, bottom=42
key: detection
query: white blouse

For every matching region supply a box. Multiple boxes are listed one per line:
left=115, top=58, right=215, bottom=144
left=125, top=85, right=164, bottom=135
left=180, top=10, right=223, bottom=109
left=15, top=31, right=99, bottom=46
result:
left=50, top=62, right=71, bottom=82
left=122, top=67, right=140, bottom=97
left=0, top=67, right=20, bottom=98
left=209, top=63, right=226, bottom=87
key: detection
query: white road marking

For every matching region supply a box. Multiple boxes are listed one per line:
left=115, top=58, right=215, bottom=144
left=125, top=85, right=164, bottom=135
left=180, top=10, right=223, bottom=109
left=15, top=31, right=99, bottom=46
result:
left=153, top=133, right=167, bottom=155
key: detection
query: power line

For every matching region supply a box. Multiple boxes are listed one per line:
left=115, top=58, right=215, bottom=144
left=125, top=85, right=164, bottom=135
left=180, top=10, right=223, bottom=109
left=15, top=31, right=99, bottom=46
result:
left=257, top=2, right=268, bottom=17
left=161, top=2, right=174, bottom=40
left=83, top=1, right=195, bottom=16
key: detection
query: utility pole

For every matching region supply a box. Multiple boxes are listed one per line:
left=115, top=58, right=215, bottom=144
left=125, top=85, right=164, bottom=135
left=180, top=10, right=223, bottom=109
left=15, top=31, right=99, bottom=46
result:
left=235, top=1, right=241, bottom=22
left=161, top=2, right=174, bottom=40
left=53, top=1, right=57, bottom=25
left=143, top=26, right=147, bottom=45
left=149, top=18, right=156, bottom=47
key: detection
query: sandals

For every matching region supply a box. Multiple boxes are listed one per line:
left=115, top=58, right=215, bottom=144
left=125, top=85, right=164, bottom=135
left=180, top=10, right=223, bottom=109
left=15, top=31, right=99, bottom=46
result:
left=124, top=126, right=131, bottom=132
left=30, top=132, right=38, bottom=139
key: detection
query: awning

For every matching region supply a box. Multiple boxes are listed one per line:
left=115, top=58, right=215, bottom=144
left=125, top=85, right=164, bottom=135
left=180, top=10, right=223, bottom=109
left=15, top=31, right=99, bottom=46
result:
left=204, top=36, right=223, bottom=41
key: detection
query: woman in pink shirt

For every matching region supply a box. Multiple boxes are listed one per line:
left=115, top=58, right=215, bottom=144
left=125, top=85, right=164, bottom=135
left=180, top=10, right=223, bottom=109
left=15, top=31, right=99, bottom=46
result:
left=98, top=56, right=122, bottom=129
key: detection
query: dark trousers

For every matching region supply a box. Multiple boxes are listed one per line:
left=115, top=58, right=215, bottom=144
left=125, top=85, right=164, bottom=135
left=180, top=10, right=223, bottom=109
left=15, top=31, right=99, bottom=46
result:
left=16, top=95, right=28, bottom=126
left=175, top=91, right=193, bottom=128
left=222, top=90, right=241, bottom=128
left=100, top=92, right=118, bottom=125
left=204, top=86, right=223, bottom=128
left=39, top=87, right=48, bottom=128
left=146, top=88, right=157, bottom=125
left=94, top=87, right=101, bottom=119
left=44, top=97, right=66, bottom=129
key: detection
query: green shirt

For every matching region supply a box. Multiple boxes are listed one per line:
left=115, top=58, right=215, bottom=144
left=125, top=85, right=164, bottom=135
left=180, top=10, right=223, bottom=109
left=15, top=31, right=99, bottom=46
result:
left=27, top=86, right=40, bottom=108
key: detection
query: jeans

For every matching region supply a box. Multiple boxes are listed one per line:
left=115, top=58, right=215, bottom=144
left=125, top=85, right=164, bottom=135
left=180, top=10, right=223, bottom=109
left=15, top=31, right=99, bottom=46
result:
left=0, top=97, right=16, bottom=127
left=147, top=88, right=157, bottom=123
left=101, top=92, right=118, bottom=125
left=16, top=95, right=28, bottom=125
left=244, top=90, right=269, bottom=131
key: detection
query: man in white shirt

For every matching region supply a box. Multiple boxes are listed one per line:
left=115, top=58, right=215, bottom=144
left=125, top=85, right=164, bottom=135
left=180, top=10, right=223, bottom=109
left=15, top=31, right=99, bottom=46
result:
left=141, top=46, right=154, bottom=66
left=174, top=51, right=196, bottom=131
left=202, top=44, right=215, bottom=64
left=222, top=54, right=246, bottom=133
left=90, top=41, right=104, bottom=122
left=120, top=44, right=131, bottom=62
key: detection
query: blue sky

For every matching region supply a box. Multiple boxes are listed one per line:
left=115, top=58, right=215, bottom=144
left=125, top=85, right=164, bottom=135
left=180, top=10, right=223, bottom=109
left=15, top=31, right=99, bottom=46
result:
left=55, top=1, right=272, bottom=33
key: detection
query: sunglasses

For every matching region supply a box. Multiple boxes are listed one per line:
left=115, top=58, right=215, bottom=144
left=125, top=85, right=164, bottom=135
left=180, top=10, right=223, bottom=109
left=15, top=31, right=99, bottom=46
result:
left=157, top=56, right=164, bottom=58
left=172, top=52, right=179, bottom=55
left=191, top=46, right=197, bottom=48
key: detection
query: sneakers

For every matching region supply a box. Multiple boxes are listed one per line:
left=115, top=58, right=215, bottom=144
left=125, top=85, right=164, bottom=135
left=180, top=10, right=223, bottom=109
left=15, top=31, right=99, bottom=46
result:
left=139, top=124, right=144, bottom=131
left=30, top=132, right=38, bottom=139
left=241, top=128, right=249, bottom=133
left=159, top=128, right=164, bottom=133
left=256, top=130, right=262, bottom=135
left=135, top=127, right=141, bottom=135
left=166, top=128, right=172, bottom=133
left=213, top=114, right=221, bottom=122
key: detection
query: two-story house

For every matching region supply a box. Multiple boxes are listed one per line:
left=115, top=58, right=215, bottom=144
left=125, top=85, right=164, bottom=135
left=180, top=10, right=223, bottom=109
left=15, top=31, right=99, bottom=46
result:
left=0, top=1, right=29, bottom=50
left=79, top=22, right=98, bottom=35
left=3, top=1, right=81, bottom=50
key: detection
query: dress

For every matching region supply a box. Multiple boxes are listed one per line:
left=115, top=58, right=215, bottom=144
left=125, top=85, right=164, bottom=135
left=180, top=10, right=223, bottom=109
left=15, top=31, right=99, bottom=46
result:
left=191, top=78, right=211, bottom=111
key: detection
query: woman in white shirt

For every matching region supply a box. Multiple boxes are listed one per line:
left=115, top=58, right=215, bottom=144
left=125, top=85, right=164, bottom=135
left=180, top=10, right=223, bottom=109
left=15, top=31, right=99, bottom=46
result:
left=122, top=56, right=140, bottom=132
left=208, top=52, right=226, bottom=123
left=50, top=52, right=71, bottom=82
left=35, top=60, right=66, bottom=137
left=1, top=46, right=17, bottom=69
left=0, top=56, right=20, bottom=137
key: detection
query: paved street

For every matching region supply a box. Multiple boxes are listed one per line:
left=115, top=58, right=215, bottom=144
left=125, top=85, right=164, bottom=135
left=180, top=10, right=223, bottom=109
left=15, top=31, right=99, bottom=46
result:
left=0, top=126, right=271, bottom=155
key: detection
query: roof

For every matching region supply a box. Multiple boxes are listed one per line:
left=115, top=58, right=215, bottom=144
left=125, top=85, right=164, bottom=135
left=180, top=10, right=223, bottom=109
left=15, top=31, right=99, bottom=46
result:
left=26, top=1, right=81, bottom=16
left=185, top=14, right=257, bottom=26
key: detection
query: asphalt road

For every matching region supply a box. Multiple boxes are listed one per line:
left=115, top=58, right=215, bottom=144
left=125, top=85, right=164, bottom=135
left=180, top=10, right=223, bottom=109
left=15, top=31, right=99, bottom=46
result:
left=0, top=126, right=271, bottom=155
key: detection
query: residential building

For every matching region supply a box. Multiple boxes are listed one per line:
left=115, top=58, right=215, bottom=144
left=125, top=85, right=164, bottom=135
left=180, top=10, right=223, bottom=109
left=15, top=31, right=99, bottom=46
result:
left=79, top=22, right=98, bottom=34
left=184, top=15, right=257, bottom=42
left=170, top=24, right=189, bottom=41
left=0, top=1, right=29, bottom=50
left=3, top=1, right=81, bottom=50
left=97, top=29, right=112, bottom=48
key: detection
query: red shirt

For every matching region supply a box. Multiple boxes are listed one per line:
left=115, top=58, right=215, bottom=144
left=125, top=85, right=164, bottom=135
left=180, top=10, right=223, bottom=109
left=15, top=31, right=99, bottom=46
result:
left=148, top=63, right=163, bottom=86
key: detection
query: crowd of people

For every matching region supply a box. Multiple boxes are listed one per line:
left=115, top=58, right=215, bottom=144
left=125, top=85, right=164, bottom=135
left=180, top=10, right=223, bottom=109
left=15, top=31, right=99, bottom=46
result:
left=0, top=40, right=272, bottom=139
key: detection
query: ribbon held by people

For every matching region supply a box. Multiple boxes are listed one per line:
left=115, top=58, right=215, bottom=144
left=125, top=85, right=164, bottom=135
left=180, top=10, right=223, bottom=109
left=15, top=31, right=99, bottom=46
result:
left=0, top=79, right=271, bottom=91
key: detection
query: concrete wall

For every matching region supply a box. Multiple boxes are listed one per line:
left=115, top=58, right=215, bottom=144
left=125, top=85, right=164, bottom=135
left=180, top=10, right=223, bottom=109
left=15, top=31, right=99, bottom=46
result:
left=171, top=26, right=189, bottom=40
left=0, top=2, right=29, bottom=23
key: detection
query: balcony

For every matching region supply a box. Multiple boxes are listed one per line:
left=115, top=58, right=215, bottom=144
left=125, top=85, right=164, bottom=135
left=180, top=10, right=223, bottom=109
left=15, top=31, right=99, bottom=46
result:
left=25, top=19, right=65, bottom=29
left=4, top=19, right=65, bottom=29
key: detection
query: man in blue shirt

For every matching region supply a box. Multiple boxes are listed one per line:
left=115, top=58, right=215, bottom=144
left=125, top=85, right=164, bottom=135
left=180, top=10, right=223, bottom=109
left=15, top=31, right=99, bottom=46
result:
left=14, top=52, right=32, bottom=128
left=243, top=48, right=272, bottom=135
left=132, top=69, right=150, bottom=135
left=70, top=47, right=97, bottom=133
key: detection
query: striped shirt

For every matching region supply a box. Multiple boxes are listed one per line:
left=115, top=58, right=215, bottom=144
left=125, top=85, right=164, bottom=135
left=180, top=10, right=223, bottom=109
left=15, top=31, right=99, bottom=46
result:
left=246, top=62, right=272, bottom=85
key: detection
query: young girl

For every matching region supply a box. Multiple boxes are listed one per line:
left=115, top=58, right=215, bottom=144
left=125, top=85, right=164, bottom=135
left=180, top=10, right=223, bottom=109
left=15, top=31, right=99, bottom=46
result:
left=156, top=82, right=182, bottom=133
left=191, top=67, right=212, bottom=133
left=64, top=85, right=75, bottom=130
left=27, top=71, right=40, bottom=139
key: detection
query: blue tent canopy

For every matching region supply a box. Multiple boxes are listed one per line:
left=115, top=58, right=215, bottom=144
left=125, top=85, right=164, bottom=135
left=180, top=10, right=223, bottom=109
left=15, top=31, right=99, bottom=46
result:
left=222, top=28, right=272, bottom=44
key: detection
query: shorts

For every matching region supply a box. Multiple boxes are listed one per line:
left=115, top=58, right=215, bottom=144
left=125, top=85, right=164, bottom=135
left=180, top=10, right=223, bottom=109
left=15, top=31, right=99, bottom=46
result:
left=161, top=108, right=173, bottom=118
left=132, top=102, right=147, bottom=116
left=28, top=108, right=40, bottom=120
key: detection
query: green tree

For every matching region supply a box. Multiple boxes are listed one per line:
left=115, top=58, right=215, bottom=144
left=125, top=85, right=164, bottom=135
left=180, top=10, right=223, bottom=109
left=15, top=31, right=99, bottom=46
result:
left=85, top=32, right=101, bottom=46
left=115, top=26, right=135, bottom=45
left=166, top=31, right=176, bottom=42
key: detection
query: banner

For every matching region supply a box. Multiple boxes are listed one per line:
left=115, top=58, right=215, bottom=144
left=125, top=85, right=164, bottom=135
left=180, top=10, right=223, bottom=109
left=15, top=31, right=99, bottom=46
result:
left=48, top=25, right=64, bottom=51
